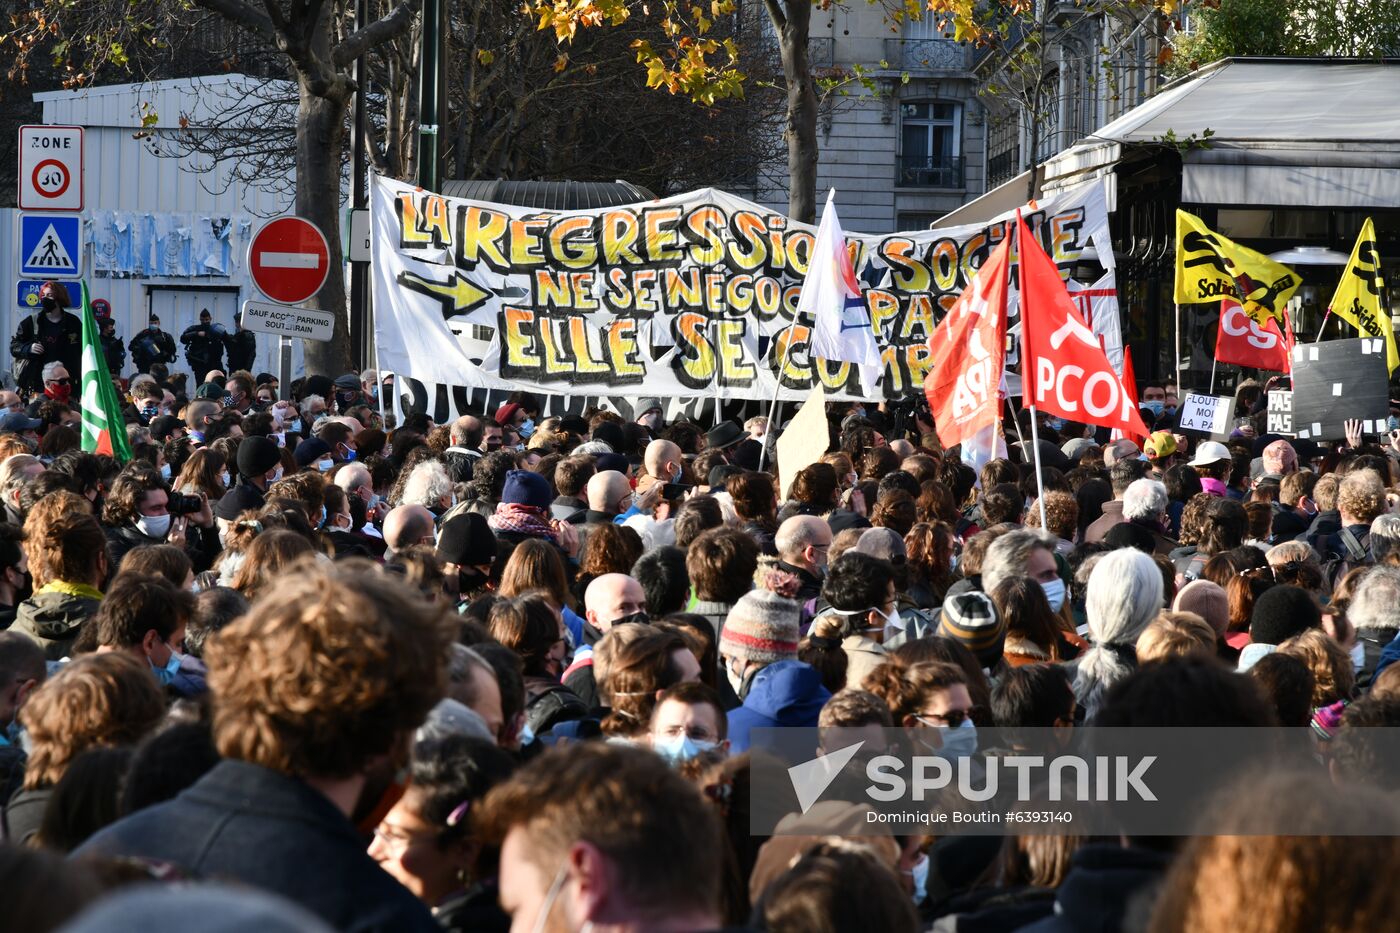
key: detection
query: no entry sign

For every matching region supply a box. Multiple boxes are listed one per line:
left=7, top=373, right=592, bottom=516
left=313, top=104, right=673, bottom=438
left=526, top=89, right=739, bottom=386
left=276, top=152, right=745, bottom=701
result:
left=18, top=125, right=83, bottom=211
left=248, top=217, right=330, bottom=305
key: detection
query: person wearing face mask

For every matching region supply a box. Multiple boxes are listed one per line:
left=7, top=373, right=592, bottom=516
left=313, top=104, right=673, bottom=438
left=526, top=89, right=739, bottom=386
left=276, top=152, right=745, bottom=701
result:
left=75, top=561, right=449, bottom=933
left=315, top=420, right=360, bottom=465
left=180, top=309, right=225, bottom=381
left=0, top=524, right=33, bottom=630
left=1062, top=547, right=1164, bottom=723
left=488, top=594, right=589, bottom=741
left=128, top=313, right=178, bottom=375
left=648, top=681, right=728, bottom=766
left=223, top=312, right=257, bottom=374
left=93, top=572, right=203, bottom=696
left=332, top=372, right=371, bottom=413
left=721, top=588, right=831, bottom=754
left=865, top=656, right=978, bottom=761
left=981, top=528, right=1069, bottom=618
left=774, top=515, right=833, bottom=604
left=26, top=362, right=75, bottom=417
left=634, top=397, right=664, bottom=434
left=561, top=573, right=649, bottom=711
left=102, top=465, right=216, bottom=572
left=1140, top=383, right=1168, bottom=423
left=0, top=632, right=46, bottom=802
left=816, top=551, right=896, bottom=689
left=294, top=437, right=336, bottom=474
left=10, top=281, right=81, bottom=398
left=214, top=436, right=283, bottom=532
left=636, top=438, right=685, bottom=498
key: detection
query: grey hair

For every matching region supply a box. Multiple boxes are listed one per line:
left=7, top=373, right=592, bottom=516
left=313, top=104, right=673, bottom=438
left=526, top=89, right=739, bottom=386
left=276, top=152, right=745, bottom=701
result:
left=1073, top=548, right=1164, bottom=720
left=1349, top=565, right=1400, bottom=633
left=40, top=361, right=66, bottom=382
left=573, top=440, right=615, bottom=456
left=1370, top=515, right=1400, bottom=563
left=775, top=515, right=826, bottom=559
left=402, top=459, right=454, bottom=508
left=1122, top=479, right=1168, bottom=523
left=981, top=528, right=1057, bottom=596
left=0, top=455, right=40, bottom=501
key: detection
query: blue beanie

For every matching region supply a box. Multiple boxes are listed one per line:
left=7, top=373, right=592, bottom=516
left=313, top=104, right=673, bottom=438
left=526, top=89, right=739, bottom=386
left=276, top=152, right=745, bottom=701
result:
left=500, top=469, right=551, bottom=510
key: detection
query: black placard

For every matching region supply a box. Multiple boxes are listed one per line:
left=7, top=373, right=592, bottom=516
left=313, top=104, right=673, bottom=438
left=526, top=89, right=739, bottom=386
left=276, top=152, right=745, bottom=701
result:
left=1289, top=338, right=1389, bottom=441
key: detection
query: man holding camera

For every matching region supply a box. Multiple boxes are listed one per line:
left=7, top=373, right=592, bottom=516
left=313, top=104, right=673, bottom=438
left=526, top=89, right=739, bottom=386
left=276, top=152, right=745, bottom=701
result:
left=102, top=465, right=217, bottom=572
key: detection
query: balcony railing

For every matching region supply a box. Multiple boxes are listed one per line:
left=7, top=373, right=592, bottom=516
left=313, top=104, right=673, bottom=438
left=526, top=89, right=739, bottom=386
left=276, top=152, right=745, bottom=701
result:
left=897, top=155, right=965, bottom=189
left=884, top=38, right=973, bottom=74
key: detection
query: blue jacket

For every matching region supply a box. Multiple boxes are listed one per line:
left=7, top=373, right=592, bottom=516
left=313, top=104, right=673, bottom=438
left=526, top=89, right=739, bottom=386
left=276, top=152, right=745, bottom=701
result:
left=76, top=759, right=439, bottom=933
left=727, top=659, right=831, bottom=754
left=1369, top=630, right=1400, bottom=684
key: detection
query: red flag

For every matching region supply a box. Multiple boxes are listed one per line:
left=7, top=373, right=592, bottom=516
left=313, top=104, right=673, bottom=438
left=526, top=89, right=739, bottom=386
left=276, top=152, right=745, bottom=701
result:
left=923, top=229, right=1012, bottom=450
left=1215, top=298, right=1292, bottom=372
left=1115, top=348, right=1146, bottom=442
left=1018, top=213, right=1149, bottom=437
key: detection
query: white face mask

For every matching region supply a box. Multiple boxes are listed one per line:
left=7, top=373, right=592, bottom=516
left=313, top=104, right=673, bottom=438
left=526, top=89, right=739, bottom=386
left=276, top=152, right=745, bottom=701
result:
left=136, top=513, right=172, bottom=540
left=725, top=658, right=747, bottom=697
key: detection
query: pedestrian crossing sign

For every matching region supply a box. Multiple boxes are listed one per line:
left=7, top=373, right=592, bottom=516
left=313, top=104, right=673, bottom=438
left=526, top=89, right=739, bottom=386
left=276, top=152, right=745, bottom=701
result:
left=19, top=213, right=81, bottom=278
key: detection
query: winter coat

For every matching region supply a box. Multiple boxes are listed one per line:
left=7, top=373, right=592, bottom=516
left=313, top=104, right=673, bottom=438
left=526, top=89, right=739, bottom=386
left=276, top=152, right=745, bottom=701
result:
left=727, top=659, right=831, bottom=753
left=841, top=634, right=887, bottom=691
left=2, top=785, right=53, bottom=846
left=11, top=589, right=101, bottom=660
left=76, top=759, right=441, bottom=933
left=128, top=327, right=177, bottom=371
left=100, top=331, right=127, bottom=375
left=10, top=310, right=81, bottom=393
left=224, top=328, right=257, bottom=373
left=181, top=323, right=225, bottom=374
left=1083, top=500, right=1125, bottom=544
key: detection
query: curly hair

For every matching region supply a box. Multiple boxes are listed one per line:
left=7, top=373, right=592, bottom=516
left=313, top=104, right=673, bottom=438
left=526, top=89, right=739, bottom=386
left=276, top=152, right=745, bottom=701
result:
left=596, top=626, right=691, bottom=736
left=230, top=528, right=316, bottom=600
left=1338, top=469, right=1387, bottom=524
left=1278, top=628, right=1356, bottom=708
left=100, top=463, right=167, bottom=526
left=266, top=470, right=327, bottom=525
left=1025, top=490, right=1079, bottom=542
left=579, top=522, right=645, bottom=579
left=207, top=558, right=455, bottom=778
left=905, top=521, right=957, bottom=604
left=861, top=656, right=967, bottom=722
left=24, top=491, right=104, bottom=587
left=1175, top=493, right=1213, bottom=548
left=915, top=480, right=959, bottom=525
left=20, top=653, right=165, bottom=789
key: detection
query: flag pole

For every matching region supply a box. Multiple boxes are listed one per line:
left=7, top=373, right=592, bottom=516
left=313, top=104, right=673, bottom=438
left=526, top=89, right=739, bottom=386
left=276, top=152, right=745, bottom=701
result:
left=1027, top=404, right=1049, bottom=529
left=757, top=324, right=798, bottom=472
left=1015, top=209, right=1048, bottom=530
left=1175, top=302, right=1183, bottom=391
left=1316, top=308, right=1332, bottom=342
left=1209, top=354, right=1218, bottom=396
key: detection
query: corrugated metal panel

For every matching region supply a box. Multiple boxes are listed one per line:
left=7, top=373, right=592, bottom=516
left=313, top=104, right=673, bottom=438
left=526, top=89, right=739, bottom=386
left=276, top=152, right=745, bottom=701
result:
left=2, top=76, right=306, bottom=381
left=439, top=179, right=656, bottom=209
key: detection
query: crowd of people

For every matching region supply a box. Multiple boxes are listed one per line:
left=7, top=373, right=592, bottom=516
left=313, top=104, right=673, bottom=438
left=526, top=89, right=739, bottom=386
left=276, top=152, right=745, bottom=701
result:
left=0, top=300, right=1398, bottom=932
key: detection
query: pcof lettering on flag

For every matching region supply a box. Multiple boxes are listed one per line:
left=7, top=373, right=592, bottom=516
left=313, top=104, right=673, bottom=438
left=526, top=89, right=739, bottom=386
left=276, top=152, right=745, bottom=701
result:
left=1019, top=213, right=1149, bottom=438
left=804, top=189, right=882, bottom=394
left=922, top=225, right=1012, bottom=451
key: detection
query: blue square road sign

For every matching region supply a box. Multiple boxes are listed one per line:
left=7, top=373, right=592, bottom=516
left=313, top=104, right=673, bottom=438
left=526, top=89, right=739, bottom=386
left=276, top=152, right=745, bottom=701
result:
left=18, top=213, right=81, bottom=278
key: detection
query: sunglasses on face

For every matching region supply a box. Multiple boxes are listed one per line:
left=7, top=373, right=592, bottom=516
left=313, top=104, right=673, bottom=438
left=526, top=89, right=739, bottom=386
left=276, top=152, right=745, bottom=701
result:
left=48, top=378, right=71, bottom=387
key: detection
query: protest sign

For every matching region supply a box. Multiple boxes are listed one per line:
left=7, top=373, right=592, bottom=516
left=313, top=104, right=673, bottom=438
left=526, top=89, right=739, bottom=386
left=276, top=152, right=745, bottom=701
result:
left=777, top=384, right=829, bottom=501
left=1289, top=338, right=1388, bottom=440
left=1177, top=393, right=1233, bottom=435
left=370, top=175, right=1114, bottom=417
left=1267, top=389, right=1294, bottom=436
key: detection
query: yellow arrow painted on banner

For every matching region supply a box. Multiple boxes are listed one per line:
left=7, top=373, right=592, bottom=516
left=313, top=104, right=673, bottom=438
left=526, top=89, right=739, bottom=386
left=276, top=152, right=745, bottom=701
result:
left=397, top=270, right=493, bottom=319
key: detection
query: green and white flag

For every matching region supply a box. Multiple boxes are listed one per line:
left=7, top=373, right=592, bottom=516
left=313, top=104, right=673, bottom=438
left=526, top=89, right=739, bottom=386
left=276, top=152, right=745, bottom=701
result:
left=79, top=280, right=132, bottom=462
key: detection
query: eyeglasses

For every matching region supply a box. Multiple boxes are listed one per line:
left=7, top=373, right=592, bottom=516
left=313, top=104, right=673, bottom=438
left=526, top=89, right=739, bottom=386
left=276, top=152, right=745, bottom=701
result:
left=371, top=823, right=439, bottom=855
left=917, top=708, right=972, bottom=729
left=47, top=378, right=71, bottom=387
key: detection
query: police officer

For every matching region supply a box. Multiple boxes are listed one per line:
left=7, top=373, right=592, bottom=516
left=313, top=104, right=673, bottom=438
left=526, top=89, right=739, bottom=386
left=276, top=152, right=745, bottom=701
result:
left=9, top=281, right=81, bottom=397
left=93, top=299, right=127, bottom=376
left=224, top=311, right=257, bottom=374
left=181, top=309, right=225, bottom=380
left=129, top=314, right=177, bottom=375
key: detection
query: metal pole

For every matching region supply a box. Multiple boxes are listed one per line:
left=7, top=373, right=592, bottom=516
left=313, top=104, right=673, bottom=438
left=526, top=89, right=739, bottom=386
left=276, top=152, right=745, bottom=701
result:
left=417, top=0, right=444, bottom=192
left=1316, top=308, right=1332, bottom=342
left=1208, top=354, right=1218, bottom=396
left=1175, top=302, right=1183, bottom=390
left=1027, top=404, right=1048, bottom=529
left=349, top=0, right=370, bottom=372
left=278, top=336, right=292, bottom=402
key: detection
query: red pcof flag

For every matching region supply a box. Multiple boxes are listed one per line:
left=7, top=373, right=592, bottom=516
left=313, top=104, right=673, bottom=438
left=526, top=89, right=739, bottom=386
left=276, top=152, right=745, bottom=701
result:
left=1116, top=347, right=1147, bottom=442
left=923, top=228, right=1012, bottom=450
left=1018, top=213, right=1149, bottom=437
left=1215, top=298, right=1292, bottom=372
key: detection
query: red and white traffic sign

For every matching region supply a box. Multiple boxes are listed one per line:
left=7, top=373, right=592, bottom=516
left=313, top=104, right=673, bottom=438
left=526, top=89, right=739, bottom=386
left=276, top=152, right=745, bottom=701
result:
left=248, top=217, right=331, bottom=305
left=18, top=125, right=83, bottom=211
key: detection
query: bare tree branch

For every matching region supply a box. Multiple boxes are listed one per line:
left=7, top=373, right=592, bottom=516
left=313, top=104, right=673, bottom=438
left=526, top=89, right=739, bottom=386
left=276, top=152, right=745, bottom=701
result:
left=335, top=0, right=420, bottom=68
left=192, top=0, right=280, bottom=43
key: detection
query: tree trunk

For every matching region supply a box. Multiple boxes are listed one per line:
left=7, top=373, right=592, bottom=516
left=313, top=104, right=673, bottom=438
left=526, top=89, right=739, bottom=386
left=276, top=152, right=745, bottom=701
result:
left=297, top=82, right=353, bottom=376
left=778, top=2, right=818, bottom=224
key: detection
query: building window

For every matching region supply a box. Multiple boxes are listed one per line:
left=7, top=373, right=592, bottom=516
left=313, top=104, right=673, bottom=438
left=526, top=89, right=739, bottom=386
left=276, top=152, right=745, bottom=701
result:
left=898, top=101, right=963, bottom=188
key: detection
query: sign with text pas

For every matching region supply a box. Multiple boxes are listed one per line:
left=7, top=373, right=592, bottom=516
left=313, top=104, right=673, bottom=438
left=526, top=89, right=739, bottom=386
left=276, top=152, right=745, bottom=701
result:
left=1267, top=389, right=1294, bottom=436
left=370, top=175, right=1114, bottom=405
left=1177, top=393, right=1233, bottom=435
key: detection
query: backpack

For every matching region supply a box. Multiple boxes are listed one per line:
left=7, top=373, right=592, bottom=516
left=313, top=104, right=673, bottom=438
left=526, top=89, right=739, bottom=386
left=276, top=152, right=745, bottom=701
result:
left=524, top=682, right=589, bottom=737
left=1322, top=527, right=1374, bottom=587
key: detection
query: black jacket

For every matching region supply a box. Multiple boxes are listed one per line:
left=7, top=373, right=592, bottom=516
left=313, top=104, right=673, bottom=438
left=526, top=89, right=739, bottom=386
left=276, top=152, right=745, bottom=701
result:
left=129, top=327, right=177, bottom=371
left=1016, top=843, right=1171, bottom=933
left=181, top=323, right=225, bottom=373
left=11, top=590, right=101, bottom=660
left=10, top=310, right=81, bottom=393
left=76, top=759, right=441, bottom=933
left=100, top=331, right=126, bottom=376
left=224, top=328, right=257, bottom=373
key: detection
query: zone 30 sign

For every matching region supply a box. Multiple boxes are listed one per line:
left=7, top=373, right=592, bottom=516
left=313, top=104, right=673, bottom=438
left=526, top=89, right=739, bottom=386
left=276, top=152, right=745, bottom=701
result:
left=18, top=125, right=83, bottom=212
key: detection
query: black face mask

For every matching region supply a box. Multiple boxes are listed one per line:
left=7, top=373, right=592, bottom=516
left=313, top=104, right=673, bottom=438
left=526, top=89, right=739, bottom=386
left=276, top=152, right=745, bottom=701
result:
left=611, top=610, right=649, bottom=628
left=40, top=298, right=57, bottom=313
left=8, top=569, right=32, bottom=606
left=458, top=567, right=489, bottom=596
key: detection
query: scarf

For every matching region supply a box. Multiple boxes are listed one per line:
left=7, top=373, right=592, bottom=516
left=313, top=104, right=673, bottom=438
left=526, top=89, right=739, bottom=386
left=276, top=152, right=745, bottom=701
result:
left=35, top=580, right=103, bottom=601
left=488, top=503, right=557, bottom=543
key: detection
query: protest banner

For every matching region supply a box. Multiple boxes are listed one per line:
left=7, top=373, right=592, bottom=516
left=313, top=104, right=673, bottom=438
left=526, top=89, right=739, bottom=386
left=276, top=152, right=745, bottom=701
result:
left=1267, top=389, right=1294, bottom=436
left=370, top=175, right=1114, bottom=418
left=1289, top=338, right=1389, bottom=440
left=1174, top=210, right=1301, bottom=327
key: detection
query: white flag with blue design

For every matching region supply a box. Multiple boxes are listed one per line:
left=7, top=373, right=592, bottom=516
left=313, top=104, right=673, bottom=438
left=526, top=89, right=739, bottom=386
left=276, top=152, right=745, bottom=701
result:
left=802, top=190, right=882, bottom=393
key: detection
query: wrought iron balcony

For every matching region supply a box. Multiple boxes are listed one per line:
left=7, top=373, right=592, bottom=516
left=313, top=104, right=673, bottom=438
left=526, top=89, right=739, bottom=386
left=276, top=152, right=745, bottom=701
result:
left=884, top=38, right=973, bottom=74
left=897, top=155, right=965, bottom=189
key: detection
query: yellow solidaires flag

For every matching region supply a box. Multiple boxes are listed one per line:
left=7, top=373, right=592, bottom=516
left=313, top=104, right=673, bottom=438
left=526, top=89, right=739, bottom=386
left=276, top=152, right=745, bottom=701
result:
left=1174, top=209, right=1301, bottom=327
left=1328, top=218, right=1396, bottom=374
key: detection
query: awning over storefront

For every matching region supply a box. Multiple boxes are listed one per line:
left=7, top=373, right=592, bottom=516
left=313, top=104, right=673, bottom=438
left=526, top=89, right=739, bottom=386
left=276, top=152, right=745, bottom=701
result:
left=934, top=166, right=1043, bottom=226
left=1041, top=58, right=1400, bottom=208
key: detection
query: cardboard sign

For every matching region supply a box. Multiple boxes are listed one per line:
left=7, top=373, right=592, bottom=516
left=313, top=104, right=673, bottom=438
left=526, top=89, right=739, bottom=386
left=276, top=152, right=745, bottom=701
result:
left=1267, top=390, right=1294, bottom=436
left=1289, top=338, right=1388, bottom=440
left=1177, top=393, right=1233, bottom=435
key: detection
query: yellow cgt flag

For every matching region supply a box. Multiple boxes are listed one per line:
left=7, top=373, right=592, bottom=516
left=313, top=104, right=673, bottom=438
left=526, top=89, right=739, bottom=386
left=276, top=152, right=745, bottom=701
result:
left=1329, top=218, right=1396, bottom=373
left=1174, top=209, right=1302, bottom=326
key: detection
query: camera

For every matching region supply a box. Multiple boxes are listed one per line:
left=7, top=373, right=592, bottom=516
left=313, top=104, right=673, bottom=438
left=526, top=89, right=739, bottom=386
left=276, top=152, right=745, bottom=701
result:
left=167, top=492, right=204, bottom=516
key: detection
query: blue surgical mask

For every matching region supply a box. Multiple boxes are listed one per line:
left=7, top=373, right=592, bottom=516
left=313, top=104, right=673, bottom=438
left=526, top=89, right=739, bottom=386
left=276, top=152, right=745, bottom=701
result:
left=910, top=853, right=929, bottom=906
left=316, top=458, right=334, bottom=472
left=936, top=719, right=978, bottom=759
left=367, top=492, right=381, bottom=510
left=342, top=448, right=357, bottom=462
left=159, top=463, right=171, bottom=481
left=1045, top=417, right=1065, bottom=432
left=1143, top=400, right=1165, bottom=417
left=1040, top=577, right=1066, bottom=613
left=519, top=418, right=535, bottom=439
left=151, top=650, right=182, bottom=686
left=317, top=505, right=327, bottom=528
left=654, top=733, right=717, bottom=766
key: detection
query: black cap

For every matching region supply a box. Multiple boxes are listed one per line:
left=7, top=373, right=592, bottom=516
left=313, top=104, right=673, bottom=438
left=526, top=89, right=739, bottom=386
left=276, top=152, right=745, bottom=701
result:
left=148, top=415, right=183, bottom=442
left=236, top=435, right=281, bottom=478
left=436, top=513, right=499, bottom=567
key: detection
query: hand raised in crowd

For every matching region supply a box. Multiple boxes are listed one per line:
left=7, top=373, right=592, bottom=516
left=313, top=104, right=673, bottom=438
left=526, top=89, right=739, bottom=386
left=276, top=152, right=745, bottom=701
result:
left=191, top=492, right=214, bottom=528
left=1345, top=418, right=1364, bottom=448
left=635, top=478, right=663, bottom=513
left=552, top=517, right=579, bottom=558
left=166, top=515, right=188, bottom=548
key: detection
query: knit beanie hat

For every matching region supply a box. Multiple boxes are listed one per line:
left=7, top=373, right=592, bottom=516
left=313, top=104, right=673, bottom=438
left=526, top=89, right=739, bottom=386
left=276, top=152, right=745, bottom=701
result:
left=720, top=589, right=801, bottom=665
left=1173, top=580, right=1229, bottom=637
left=937, top=591, right=1005, bottom=667
left=236, top=435, right=281, bottom=478
left=435, top=512, right=498, bottom=567
left=1250, top=585, right=1321, bottom=646
left=499, top=470, right=551, bottom=511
